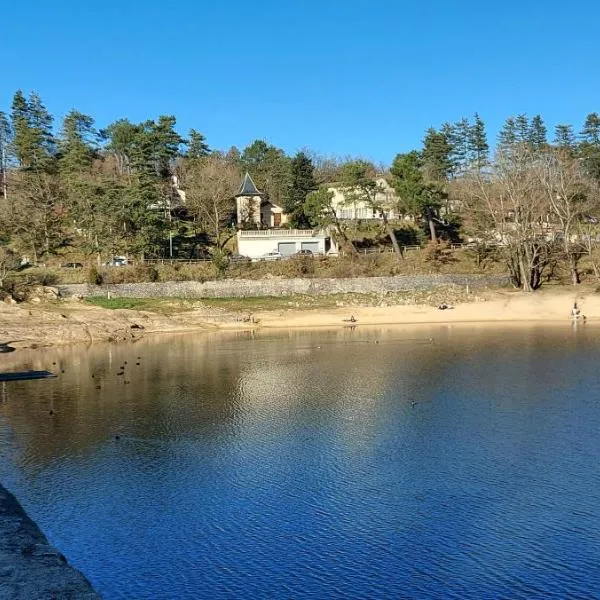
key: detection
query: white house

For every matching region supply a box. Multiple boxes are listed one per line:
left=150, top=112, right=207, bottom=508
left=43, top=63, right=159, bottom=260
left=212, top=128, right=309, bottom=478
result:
left=327, top=177, right=404, bottom=221
left=237, top=229, right=337, bottom=259
left=235, top=172, right=289, bottom=228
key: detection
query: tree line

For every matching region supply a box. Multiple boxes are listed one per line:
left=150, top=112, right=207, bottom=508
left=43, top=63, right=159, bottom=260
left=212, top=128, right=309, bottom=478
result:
left=1, top=90, right=600, bottom=290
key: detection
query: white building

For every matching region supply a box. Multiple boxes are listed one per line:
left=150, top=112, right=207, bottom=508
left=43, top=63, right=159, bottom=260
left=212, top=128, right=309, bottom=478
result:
left=235, top=172, right=289, bottom=228
left=327, top=177, right=403, bottom=221
left=237, top=229, right=337, bottom=259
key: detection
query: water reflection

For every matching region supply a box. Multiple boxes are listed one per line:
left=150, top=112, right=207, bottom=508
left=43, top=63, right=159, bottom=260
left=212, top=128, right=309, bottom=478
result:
left=1, top=324, right=600, bottom=599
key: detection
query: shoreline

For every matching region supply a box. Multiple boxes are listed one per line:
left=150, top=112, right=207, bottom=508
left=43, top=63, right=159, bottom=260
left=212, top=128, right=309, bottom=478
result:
left=0, top=484, right=100, bottom=599
left=0, top=288, right=597, bottom=352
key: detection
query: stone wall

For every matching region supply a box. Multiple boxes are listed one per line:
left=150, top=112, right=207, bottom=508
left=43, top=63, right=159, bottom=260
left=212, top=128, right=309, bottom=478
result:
left=58, top=274, right=511, bottom=300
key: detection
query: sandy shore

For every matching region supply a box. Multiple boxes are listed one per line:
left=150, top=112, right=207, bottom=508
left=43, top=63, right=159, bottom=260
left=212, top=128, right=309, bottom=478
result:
left=255, top=289, right=599, bottom=329
left=0, top=288, right=596, bottom=350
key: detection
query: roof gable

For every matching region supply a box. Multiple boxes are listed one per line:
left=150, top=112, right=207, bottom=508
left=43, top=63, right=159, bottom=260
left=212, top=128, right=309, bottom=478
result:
left=236, top=172, right=261, bottom=196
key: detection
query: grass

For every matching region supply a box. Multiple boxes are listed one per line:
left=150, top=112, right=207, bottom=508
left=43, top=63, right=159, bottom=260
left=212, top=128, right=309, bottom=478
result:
left=85, top=297, right=194, bottom=314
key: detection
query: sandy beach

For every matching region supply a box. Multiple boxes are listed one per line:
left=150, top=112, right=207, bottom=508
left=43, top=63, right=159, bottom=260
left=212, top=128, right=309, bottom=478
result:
left=0, top=288, right=597, bottom=350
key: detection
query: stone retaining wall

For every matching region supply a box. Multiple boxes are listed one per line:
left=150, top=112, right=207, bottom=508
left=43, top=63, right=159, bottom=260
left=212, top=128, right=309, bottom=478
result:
left=58, top=274, right=511, bottom=300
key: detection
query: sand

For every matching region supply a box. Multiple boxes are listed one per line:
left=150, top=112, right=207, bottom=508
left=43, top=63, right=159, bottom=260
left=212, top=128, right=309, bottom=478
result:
left=0, top=288, right=596, bottom=350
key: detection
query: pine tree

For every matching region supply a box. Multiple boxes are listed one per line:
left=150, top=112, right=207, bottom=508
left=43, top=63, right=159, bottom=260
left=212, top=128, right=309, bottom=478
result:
left=187, top=129, right=210, bottom=158
left=514, top=114, right=529, bottom=143
left=579, top=113, right=600, bottom=181
left=422, top=128, right=452, bottom=182
left=0, top=112, right=12, bottom=198
left=10, top=91, right=55, bottom=171
left=528, top=115, right=547, bottom=150
left=285, top=151, right=316, bottom=227
left=497, top=117, right=517, bottom=152
left=59, top=110, right=97, bottom=172
left=469, top=113, right=489, bottom=170
left=553, top=124, right=576, bottom=151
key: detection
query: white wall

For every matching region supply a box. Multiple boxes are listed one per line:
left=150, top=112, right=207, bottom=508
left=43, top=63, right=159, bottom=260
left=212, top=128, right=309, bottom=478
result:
left=328, top=177, right=401, bottom=220
left=237, top=233, right=328, bottom=258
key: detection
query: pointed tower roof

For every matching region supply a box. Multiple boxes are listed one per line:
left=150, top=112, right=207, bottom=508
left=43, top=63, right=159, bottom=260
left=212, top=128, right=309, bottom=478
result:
left=236, top=172, right=262, bottom=197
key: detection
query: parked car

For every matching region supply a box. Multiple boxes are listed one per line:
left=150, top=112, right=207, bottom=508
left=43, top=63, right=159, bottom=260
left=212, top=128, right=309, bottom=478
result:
left=252, top=251, right=283, bottom=262
left=294, top=249, right=313, bottom=257
left=229, top=254, right=251, bottom=264
left=61, top=262, right=84, bottom=269
left=104, top=256, right=128, bottom=267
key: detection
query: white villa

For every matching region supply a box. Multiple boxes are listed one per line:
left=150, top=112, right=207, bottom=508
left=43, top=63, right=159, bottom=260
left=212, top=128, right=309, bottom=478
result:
left=327, top=177, right=403, bottom=221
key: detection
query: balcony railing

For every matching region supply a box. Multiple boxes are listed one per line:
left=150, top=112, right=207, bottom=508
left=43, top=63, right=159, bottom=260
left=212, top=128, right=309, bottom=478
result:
left=238, top=229, right=319, bottom=237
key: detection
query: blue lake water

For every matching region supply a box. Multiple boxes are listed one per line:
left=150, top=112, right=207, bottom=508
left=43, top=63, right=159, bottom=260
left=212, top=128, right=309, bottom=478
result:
left=1, top=324, right=600, bottom=599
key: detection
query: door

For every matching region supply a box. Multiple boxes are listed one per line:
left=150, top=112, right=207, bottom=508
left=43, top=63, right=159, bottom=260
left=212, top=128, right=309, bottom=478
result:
left=278, top=242, right=297, bottom=257
left=273, top=212, right=282, bottom=227
left=301, top=242, right=320, bottom=254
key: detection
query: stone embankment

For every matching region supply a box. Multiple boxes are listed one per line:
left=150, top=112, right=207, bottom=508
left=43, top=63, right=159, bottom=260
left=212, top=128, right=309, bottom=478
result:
left=58, top=274, right=510, bottom=299
left=0, top=485, right=100, bottom=599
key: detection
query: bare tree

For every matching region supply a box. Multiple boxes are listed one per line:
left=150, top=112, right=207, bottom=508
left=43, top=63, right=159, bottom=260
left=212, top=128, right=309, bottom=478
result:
left=182, top=155, right=240, bottom=250
left=534, top=150, right=599, bottom=285
left=464, top=147, right=554, bottom=291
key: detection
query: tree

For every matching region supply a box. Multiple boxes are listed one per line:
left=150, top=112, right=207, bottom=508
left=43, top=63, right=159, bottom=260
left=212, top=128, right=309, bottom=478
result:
left=497, top=117, right=517, bottom=152
left=390, top=151, right=443, bottom=242
left=10, top=90, right=56, bottom=171
left=0, top=112, right=12, bottom=198
left=340, top=160, right=402, bottom=256
left=58, top=110, right=98, bottom=173
left=535, top=150, right=597, bottom=284
left=469, top=113, right=489, bottom=171
left=515, top=114, right=530, bottom=143
left=186, top=129, right=210, bottom=158
left=528, top=115, right=547, bottom=151
left=241, top=140, right=291, bottom=207
left=182, top=154, right=239, bottom=250
left=304, top=186, right=353, bottom=251
left=463, top=146, right=553, bottom=291
left=285, top=152, right=316, bottom=228
left=554, top=124, right=576, bottom=153
left=579, top=113, right=600, bottom=181
left=422, top=128, right=452, bottom=182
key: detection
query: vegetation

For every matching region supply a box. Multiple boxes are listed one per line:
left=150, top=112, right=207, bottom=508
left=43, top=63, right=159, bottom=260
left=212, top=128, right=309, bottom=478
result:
left=1, top=89, right=600, bottom=295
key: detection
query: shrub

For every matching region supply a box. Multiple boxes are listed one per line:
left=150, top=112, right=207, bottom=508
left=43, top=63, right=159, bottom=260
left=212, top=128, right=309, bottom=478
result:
left=87, top=265, right=104, bottom=285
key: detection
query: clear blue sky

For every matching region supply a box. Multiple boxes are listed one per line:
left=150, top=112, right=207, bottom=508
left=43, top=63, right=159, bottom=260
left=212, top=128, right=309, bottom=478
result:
left=4, top=0, right=600, bottom=164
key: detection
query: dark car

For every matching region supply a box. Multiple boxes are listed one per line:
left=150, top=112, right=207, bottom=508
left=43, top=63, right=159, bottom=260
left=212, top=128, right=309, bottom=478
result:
left=295, top=249, right=313, bottom=256
left=229, top=254, right=251, bottom=263
left=61, top=262, right=84, bottom=269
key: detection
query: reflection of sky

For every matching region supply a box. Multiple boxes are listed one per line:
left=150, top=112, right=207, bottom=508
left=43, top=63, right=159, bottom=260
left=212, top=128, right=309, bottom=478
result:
left=1, top=325, right=600, bottom=598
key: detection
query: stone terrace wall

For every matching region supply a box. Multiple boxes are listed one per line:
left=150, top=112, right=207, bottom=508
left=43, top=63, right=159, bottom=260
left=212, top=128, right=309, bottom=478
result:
left=58, top=275, right=511, bottom=299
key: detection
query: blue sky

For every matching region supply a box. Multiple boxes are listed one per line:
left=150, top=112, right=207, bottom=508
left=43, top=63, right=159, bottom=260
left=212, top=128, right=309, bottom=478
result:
left=3, top=0, right=600, bottom=164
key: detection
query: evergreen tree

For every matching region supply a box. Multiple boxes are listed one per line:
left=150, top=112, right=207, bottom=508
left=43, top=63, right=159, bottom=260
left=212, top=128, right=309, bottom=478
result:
left=554, top=124, right=576, bottom=152
left=528, top=114, right=547, bottom=150
left=579, top=113, right=600, bottom=181
left=515, top=114, right=530, bottom=143
left=469, top=113, right=489, bottom=170
left=285, top=152, right=316, bottom=228
left=497, top=117, right=517, bottom=152
left=59, top=110, right=97, bottom=172
left=10, top=90, right=55, bottom=171
left=422, top=128, right=452, bottom=182
left=186, top=129, right=210, bottom=158
left=389, top=151, right=442, bottom=242
left=0, top=112, right=12, bottom=198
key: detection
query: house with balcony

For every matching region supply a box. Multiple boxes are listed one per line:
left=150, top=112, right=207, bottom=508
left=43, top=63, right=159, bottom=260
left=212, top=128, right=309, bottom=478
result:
left=327, top=177, right=404, bottom=221
left=235, top=172, right=289, bottom=228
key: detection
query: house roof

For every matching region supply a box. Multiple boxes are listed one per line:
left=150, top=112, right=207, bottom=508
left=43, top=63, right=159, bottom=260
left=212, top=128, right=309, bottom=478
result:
left=236, top=172, right=262, bottom=197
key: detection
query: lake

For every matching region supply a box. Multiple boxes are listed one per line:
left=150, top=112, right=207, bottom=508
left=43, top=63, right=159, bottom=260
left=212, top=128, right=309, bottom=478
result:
left=1, top=324, right=600, bottom=599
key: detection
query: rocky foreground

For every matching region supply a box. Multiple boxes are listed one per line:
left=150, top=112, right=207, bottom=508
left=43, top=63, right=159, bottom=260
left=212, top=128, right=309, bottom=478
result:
left=0, top=485, right=100, bottom=599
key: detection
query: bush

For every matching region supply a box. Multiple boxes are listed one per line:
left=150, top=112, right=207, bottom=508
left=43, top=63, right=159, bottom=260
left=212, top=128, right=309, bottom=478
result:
left=87, top=265, right=103, bottom=286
